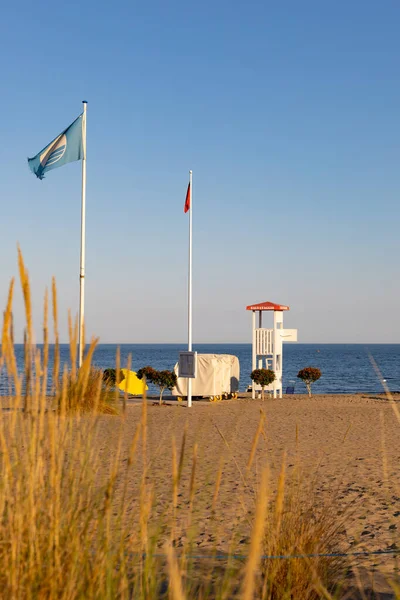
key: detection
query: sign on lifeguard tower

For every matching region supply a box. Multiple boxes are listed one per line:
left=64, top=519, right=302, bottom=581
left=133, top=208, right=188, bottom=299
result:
left=246, top=301, right=298, bottom=399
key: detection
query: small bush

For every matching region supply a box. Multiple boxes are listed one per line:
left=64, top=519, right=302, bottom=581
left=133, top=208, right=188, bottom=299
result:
left=297, top=367, right=321, bottom=397
left=136, top=366, right=157, bottom=383
left=250, top=369, right=275, bottom=400
left=102, top=368, right=125, bottom=387
left=137, top=366, right=177, bottom=405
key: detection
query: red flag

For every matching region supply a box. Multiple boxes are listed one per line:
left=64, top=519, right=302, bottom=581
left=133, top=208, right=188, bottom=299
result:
left=184, top=182, right=191, bottom=213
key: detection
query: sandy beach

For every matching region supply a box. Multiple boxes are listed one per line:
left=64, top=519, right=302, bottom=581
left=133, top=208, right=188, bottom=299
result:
left=4, top=391, right=399, bottom=596
left=78, top=393, right=397, bottom=590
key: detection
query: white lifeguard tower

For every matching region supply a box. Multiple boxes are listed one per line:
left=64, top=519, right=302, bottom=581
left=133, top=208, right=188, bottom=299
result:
left=246, top=301, right=298, bottom=399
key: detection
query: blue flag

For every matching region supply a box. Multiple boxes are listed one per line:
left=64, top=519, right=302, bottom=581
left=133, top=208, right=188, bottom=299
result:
left=28, top=114, right=83, bottom=180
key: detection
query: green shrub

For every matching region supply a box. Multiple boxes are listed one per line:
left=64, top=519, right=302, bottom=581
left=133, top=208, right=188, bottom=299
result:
left=250, top=368, right=275, bottom=400
left=102, top=368, right=125, bottom=387
left=297, top=367, right=321, bottom=397
left=137, top=366, right=177, bottom=405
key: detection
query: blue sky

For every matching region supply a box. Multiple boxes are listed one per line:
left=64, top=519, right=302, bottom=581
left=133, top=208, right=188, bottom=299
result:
left=0, top=0, right=399, bottom=343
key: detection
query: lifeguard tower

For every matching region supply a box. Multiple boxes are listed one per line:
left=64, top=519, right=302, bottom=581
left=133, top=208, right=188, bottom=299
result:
left=246, top=301, right=298, bottom=398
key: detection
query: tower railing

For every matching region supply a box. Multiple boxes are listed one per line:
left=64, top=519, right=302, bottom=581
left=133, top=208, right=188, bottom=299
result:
left=255, top=328, right=273, bottom=356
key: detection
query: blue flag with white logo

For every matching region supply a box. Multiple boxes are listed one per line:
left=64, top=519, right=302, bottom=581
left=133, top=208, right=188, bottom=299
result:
left=28, top=114, right=83, bottom=180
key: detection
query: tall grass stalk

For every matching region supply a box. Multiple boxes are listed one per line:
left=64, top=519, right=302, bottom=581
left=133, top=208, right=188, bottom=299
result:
left=241, top=467, right=269, bottom=600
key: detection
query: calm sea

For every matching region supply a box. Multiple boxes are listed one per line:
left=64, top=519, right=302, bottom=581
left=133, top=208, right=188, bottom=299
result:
left=1, top=343, right=399, bottom=395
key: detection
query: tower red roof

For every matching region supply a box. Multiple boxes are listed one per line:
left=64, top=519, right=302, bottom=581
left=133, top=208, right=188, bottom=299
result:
left=246, top=301, right=289, bottom=311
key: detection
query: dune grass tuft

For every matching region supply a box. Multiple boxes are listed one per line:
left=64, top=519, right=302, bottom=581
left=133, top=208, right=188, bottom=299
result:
left=57, top=364, right=119, bottom=415
left=261, top=466, right=349, bottom=600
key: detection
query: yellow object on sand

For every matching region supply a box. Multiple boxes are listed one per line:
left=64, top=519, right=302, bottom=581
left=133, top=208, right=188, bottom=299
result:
left=117, top=369, right=148, bottom=396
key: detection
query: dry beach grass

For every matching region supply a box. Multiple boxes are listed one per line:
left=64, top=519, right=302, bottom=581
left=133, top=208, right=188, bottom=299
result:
left=0, top=253, right=400, bottom=598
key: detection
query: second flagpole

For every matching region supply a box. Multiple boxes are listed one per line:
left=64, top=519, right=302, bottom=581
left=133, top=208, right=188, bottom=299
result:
left=187, top=169, right=193, bottom=408
left=78, top=100, right=87, bottom=368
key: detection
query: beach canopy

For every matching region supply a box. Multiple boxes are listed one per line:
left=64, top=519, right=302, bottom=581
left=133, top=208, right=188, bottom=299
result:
left=246, top=301, right=289, bottom=311
left=117, top=369, right=148, bottom=396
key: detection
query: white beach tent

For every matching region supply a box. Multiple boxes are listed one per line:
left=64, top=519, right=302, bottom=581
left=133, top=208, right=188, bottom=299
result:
left=172, top=354, right=240, bottom=398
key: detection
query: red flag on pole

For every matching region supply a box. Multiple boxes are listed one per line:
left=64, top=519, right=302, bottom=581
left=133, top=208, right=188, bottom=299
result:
left=184, top=182, right=191, bottom=213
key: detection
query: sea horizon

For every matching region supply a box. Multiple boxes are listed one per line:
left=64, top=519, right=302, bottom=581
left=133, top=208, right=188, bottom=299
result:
left=2, top=342, right=399, bottom=395
left=13, top=342, right=400, bottom=346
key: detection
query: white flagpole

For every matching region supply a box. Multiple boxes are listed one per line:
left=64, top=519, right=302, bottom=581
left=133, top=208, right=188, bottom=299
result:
left=78, top=100, right=87, bottom=368
left=187, top=169, right=193, bottom=408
